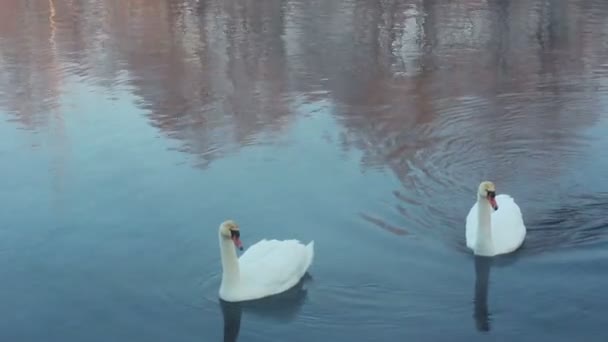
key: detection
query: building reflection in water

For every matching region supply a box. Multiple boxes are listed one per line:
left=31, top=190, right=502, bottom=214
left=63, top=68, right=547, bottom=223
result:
left=1, top=0, right=607, bottom=247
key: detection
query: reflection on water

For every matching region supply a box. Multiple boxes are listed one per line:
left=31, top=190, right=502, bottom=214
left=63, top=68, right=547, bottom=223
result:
left=1, top=0, right=608, bottom=341
left=220, top=300, right=242, bottom=342
left=473, top=256, right=492, bottom=332
left=220, top=275, right=309, bottom=342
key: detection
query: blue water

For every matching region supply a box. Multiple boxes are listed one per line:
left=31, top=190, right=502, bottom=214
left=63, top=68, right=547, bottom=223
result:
left=1, top=1, right=608, bottom=341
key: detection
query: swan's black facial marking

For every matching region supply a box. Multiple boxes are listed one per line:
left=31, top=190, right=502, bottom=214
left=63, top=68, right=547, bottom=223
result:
left=487, top=191, right=496, bottom=199
left=230, top=230, right=240, bottom=239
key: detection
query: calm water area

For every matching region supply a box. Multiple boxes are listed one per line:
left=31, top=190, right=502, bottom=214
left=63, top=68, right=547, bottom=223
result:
left=1, top=0, right=608, bottom=341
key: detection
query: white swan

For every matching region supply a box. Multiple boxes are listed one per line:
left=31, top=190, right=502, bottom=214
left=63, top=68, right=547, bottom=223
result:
left=218, top=220, right=314, bottom=302
left=466, top=181, right=526, bottom=256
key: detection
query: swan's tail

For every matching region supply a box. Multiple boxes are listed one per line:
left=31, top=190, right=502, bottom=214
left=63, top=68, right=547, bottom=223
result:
left=304, top=241, right=315, bottom=271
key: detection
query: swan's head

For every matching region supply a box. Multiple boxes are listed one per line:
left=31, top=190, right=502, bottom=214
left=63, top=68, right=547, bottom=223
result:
left=478, top=181, right=498, bottom=211
left=220, top=220, right=243, bottom=251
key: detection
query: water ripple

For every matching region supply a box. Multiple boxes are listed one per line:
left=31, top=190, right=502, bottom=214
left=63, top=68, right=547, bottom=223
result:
left=381, top=87, right=608, bottom=253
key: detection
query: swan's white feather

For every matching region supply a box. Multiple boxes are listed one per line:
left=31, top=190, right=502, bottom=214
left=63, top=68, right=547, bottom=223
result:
left=466, top=194, right=526, bottom=255
left=220, top=239, right=314, bottom=302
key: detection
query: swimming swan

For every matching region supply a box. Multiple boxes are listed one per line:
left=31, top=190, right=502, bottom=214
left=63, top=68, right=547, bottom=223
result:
left=218, top=220, right=314, bottom=302
left=466, top=181, right=526, bottom=256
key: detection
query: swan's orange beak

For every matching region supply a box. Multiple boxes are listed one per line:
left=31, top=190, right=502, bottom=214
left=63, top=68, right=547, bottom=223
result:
left=487, top=191, right=498, bottom=211
left=232, top=236, right=243, bottom=251
left=230, top=230, right=243, bottom=251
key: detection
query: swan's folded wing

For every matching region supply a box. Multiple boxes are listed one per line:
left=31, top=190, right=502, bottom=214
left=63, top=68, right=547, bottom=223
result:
left=238, top=239, right=275, bottom=262
left=239, top=239, right=312, bottom=294
left=491, top=194, right=526, bottom=253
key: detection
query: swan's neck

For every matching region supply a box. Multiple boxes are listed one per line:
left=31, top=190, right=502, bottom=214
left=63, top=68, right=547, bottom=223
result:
left=219, top=234, right=240, bottom=289
left=475, top=198, right=494, bottom=256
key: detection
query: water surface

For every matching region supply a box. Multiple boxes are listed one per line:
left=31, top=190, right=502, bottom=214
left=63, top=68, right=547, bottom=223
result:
left=1, top=0, right=608, bottom=341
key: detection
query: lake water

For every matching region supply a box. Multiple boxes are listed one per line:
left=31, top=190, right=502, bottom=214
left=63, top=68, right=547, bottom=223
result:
left=1, top=0, right=608, bottom=341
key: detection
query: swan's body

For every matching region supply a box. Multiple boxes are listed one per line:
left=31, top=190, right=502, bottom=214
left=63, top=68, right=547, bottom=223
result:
left=466, top=182, right=526, bottom=256
left=218, top=220, right=314, bottom=302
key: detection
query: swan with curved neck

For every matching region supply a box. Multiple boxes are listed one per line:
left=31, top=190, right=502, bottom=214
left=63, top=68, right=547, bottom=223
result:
left=219, top=220, right=243, bottom=291
left=474, top=181, right=499, bottom=255
left=218, top=220, right=314, bottom=302
left=466, top=181, right=526, bottom=256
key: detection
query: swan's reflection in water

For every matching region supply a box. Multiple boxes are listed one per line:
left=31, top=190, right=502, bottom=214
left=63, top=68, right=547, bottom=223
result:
left=473, top=252, right=522, bottom=332
left=220, top=275, right=311, bottom=341
left=220, top=300, right=242, bottom=342
left=473, top=256, right=492, bottom=332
